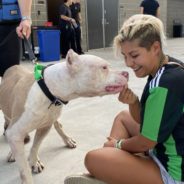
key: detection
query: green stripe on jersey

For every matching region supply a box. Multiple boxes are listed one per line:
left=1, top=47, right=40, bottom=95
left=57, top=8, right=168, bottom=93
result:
left=164, top=135, right=182, bottom=180
left=141, top=87, right=167, bottom=141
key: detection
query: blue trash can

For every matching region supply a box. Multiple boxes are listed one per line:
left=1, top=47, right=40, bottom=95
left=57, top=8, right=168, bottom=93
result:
left=37, top=30, right=60, bottom=62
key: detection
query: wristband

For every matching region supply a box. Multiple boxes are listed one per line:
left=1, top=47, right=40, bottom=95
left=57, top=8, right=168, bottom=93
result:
left=22, top=16, right=31, bottom=21
left=115, top=139, right=124, bottom=149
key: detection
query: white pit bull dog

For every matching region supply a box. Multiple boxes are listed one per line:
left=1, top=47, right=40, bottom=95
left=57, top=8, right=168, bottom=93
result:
left=0, top=49, right=128, bottom=184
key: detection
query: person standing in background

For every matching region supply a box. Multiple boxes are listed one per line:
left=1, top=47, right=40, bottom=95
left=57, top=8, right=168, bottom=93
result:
left=0, top=0, right=32, bottom=77
left=140, top=0, right=160, bottom=18
left=59, top=0, right=77, bottom=59
left=70, top=0, right=84, bottom=55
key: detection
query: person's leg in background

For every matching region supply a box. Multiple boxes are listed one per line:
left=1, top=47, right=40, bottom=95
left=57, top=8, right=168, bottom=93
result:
left=74, top=24, right=83, bottom=54
left=0, top=24, right=21, bottom=77
left=60, top=26, right=70, bottom=58
left=60, top=29, right=65, bottom=57
left=70, top=27, right=77, bottom=53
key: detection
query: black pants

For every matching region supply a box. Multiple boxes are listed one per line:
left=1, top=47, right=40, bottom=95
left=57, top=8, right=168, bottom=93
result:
left=74, top=23, right=83, bottom=54
left=60, top=24, right=77, bottom=57
left=0, top=24, right=21, bottom=76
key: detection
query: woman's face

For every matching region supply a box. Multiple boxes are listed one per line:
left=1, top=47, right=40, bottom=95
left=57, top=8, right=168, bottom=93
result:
left=121, top=40, right=160, bottom=78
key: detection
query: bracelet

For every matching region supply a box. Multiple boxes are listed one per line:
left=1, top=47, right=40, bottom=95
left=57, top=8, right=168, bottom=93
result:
left=21, top=16, right=32, bottom=21
left=115, top=139, right=124, bottom=149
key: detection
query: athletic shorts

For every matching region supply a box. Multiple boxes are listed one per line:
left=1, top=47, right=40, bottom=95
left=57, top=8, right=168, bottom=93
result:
left=149, top=150, right=184, bottom=184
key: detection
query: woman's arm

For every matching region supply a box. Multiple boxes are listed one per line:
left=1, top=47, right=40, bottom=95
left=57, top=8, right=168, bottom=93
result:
left=61, top=15, right=72, bottom=22
left=156, top=7, right=160, bottom=18
left=106, top=135, right=156, bottom=153
left=140, top=7, right=144, bottom=14
left=121, top=134, right=156, bottom=153
left=17, top=0, right=32, bottom=38
left=129, top=97, right=141, bottom=123
left=18, top=0, right=32, bottom=18
left=119, top=85, right=141, bottom=123
left=60, top=15, right=76, bottom=25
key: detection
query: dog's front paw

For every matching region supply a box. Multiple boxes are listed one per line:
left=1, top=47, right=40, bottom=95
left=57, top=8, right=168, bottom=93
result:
left=65, top=137, right=77, bottom=148
left=7, top=151, right=15, bottom=162
left=31, top=160, right=44, bottom=174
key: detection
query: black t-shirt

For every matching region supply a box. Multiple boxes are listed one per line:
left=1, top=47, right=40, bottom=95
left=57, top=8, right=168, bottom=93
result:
left=140, top=0, right=159, bottom=16
left=140, top=56, right=184, bottom=181
left=59, top=4, right=72, bottom=26
left=70, top=2, right=81, bottom=23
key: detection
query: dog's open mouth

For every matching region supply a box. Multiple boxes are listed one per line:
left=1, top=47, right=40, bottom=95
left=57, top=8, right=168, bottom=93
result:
left=105, top=85, right=124, bottom=93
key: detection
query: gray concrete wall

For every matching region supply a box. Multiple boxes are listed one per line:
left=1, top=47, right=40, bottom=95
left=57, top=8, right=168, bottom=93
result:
left=119, top=0, right=140, bottom=28
left=80, top=0, right=88, bottom=52
left=32, top=0, right=48, bottom=26
left=158, top=0, right=168, bottom=36
left=118, top=0, right=168, bottom=35
left=167, top=0, right=184, bottom=37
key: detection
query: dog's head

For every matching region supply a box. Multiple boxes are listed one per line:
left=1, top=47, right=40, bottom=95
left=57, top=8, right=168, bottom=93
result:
left=65, top=49, right=128, bottom=97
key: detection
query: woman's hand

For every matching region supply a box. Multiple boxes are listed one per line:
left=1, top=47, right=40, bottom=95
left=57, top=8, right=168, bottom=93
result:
left=16, top=19, right=32, bottom=39
left=70, top=18, right=76, bottom=24
left=104, top=137, right=117, bottom=147
left=118, top=85, right=138, bottom=105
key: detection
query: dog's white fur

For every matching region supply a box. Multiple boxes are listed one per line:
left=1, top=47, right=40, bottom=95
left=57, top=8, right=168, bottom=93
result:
left=0, top=50, right=128, bottom=184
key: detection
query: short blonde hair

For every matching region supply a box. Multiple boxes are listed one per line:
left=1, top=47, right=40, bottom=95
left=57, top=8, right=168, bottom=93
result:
left=114, top=14, right=166, bottom=56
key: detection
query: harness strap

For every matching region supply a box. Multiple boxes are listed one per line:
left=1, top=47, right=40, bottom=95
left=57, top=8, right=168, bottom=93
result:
left=37, top=79, right=68, bottom=108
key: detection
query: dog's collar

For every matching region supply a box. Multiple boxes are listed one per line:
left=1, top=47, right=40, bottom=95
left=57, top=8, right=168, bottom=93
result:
left=35, top=64, right=68, bottom=108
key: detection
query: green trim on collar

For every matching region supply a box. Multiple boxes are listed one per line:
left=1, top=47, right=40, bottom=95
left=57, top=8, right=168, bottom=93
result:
left=34, top=64, right=45, bottom=80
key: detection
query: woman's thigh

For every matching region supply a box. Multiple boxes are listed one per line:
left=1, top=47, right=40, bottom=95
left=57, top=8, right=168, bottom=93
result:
left=85, top=147, right=164, bottom=184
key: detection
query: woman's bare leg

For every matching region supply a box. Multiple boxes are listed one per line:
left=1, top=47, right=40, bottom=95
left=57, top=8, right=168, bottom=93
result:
left=84, top=111, right=163, bottom=184
left=110, top=110, right=140, bottom=139
left=85, top=147, right=163, bottom=184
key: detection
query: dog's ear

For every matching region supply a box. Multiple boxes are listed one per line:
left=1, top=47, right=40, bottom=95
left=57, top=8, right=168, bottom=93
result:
left=66, top=49, right=80, bottom=75
left=66, top=49, right=79, bottom=65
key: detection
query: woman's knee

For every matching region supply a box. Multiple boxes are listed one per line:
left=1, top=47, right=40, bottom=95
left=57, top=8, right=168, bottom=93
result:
left=84, top=148, right=132, bottom=181
left=84, top=150, right=97, bottom=173
left=113, top=110, right=130, bottom=125
left=84, top=149, right=106, bottom=175
left=113, top=110, right=139, bottom=137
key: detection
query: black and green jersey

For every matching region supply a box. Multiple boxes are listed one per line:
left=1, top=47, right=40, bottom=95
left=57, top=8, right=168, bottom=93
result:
left=140, top=57, right=184, bottom=181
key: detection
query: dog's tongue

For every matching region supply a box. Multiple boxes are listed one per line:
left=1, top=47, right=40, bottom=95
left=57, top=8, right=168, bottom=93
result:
left=105, top=85, right=123, bottom=93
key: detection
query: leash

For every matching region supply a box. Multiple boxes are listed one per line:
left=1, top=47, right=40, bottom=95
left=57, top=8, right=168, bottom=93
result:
left=23, top=35, right=37, bottom=64
left=0, top=28, right=37, bottom=65
left=0, top=30, right=37, bottom=65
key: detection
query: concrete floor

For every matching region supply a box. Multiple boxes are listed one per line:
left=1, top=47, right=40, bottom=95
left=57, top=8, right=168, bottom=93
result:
left=0, top=38, right=184, bottom=184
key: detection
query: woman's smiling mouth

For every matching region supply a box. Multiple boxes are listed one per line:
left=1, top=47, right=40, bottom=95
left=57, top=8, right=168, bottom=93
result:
left=133, top=66, right=142, bottom=72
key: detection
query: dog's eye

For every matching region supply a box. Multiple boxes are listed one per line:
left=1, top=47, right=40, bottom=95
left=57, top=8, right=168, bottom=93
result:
left=102, top=66, right=108, bottom=70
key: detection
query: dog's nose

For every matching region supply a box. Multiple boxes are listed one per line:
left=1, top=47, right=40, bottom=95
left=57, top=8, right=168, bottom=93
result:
left=121, top=71, right=129, bottom=80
